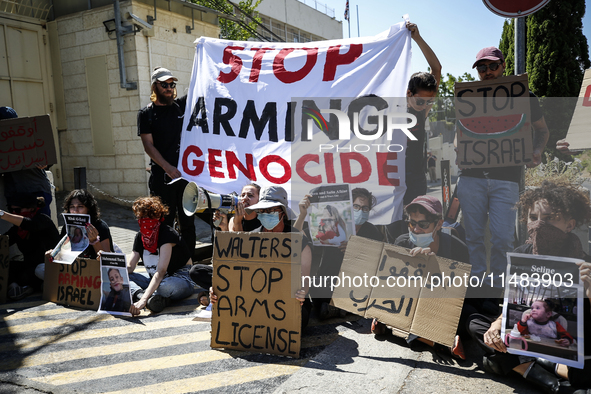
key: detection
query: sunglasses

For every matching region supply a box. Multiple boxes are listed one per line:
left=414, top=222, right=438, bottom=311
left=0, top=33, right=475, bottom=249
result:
left=160, top=82, right=176, bottom=89
left=412, top=96, right=435, bottom=106
left=257, top=208, right=283, bottom=214
left=476, top=62, right=502, bottom=73
left=408, top=219, right=434, bottom=230
left=353, top=204, right=370, bottom=213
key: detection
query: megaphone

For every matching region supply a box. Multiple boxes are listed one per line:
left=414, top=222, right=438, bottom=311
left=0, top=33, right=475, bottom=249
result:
left=182, top=182, right=239, bottom=216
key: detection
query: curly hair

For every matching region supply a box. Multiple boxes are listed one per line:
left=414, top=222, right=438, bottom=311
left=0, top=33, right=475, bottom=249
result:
left=132, top=196, right=169, bottom=219
left=518, top=180, right=591, bottom=228
left=352, top=188, right=377, bottom=211
left=63, top=189, right=100, bottom=222
left=407, top=71, right=437, bottom=94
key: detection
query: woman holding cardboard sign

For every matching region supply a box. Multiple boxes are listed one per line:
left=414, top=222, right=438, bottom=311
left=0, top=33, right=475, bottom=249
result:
left=469, top=181, right=591, bottom=393
left=210, top=186, right=313, bottom=328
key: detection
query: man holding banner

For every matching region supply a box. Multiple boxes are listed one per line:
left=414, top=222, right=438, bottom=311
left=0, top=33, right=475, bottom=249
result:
left=456, top=47, right=549, bottom=289
left=137, top=67, right=195, bottom=253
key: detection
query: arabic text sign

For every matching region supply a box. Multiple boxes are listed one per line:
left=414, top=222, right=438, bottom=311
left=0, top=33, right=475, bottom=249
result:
left=0, top=115, right=57, bottom=173
left=211, top=232, right=302, bottom=357
left=332, top=236, right=470, bottom=347
left=454, top=75, right=533, bottom=169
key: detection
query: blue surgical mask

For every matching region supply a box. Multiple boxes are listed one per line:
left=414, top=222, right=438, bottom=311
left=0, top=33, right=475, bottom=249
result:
left=354, top=209, right=369, bottom=225
left=258, top=212, right=281, bottom=230
left=408, top=229, right=434, bottom=248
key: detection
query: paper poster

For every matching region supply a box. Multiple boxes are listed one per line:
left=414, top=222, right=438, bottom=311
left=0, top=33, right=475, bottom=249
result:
left=52, top=214, right=90, bottom=265
left=305, top=184, right=355, bottom=247
left=502, top=253, right=584, bottom=368
left=98, top=252, right=132, bottom=317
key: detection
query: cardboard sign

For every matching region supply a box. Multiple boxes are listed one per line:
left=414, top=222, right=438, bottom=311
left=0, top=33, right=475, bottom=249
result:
left=0, top=115, right=57, bottom=173
left=0, top=236, right=9, bottom=304
left=211, top=232, right=302, bottom=357
left=454, top=75, right=533, bottom=169
left=332, top=236, right=471, bottom=347
left=43, top=258, right=101, bottom=310
left=565, top=68, right=591, bottom=151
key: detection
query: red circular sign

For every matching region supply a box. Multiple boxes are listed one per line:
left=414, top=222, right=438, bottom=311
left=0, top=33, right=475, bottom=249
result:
left=482, top=0, right=551, bottom=17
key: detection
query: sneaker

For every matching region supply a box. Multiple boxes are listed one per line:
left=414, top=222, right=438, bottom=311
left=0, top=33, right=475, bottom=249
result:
left=146, top=294, right=170, bottom=313
left=482, top=355, right=503, bottom=375
left=7, top=284, right=34, bottom=301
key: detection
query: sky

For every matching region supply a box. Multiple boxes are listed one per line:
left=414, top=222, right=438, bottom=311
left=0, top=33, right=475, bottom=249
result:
left=311, top=0, right=591, bottom=80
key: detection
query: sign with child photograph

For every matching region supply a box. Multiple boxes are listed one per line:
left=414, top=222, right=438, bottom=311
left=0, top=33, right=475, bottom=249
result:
left=454, top=74, right=533, bottom=169
left=306, top=184, right=355, bottom=247
left=502, top=253, right=584, bottom=368
left=52, top=214, right=91, bottom=265
left=98, top=252, right=132, bottom=317
left=211, top=232, right=302, bottom=358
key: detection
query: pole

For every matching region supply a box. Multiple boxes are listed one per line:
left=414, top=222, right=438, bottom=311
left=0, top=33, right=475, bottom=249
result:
left=515, top=16, right=527, bottom=245
left=356, top=5, right=360, bottom=37
left=348, top=18, right=350, bottom=38
left=74, top=167, right=87, bottom=190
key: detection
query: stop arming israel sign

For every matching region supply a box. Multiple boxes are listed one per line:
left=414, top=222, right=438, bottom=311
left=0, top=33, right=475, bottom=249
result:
left=180, top=23, right=412, bottom=224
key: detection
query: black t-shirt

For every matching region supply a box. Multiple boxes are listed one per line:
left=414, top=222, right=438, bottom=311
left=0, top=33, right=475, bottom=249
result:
left=60, top=219, right=113, bottom=260
left=137, top=95, right=187, bottom=169
left=459, top=91, right=544, bottom=183
left=357, top=221, right=384, bottom=242
left=242, top=217, right=261, bottom=232
left=7, top=212, right=60, bottom=264
left=132, top=224, right=190, bottom=277
left=406, top=107, right=428, bottom=175
left=395, top=231, right=470, bottom=264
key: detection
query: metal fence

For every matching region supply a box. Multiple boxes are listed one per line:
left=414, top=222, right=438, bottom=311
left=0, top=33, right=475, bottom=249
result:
left=0, top=0, right=52, bottom=20
left=296, top=0, right=335, bottom=19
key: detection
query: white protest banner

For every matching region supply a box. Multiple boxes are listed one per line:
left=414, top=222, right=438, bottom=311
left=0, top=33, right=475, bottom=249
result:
left=180, top=23, right=412, bottom=224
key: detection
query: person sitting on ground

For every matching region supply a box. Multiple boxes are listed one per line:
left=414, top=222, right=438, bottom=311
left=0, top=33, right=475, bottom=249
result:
left=372, top=195, right=469, bottom=359
left=128, top=196, right=195, bottom=316
left=469, top=180, right=591, bottom=393
left=102, top=268, right=132, bottom=313
left=208, top=186, right=313, bottom=328
left=0, top=194, right=59, bottom=300
left=295, top=188, right=383, bottom=320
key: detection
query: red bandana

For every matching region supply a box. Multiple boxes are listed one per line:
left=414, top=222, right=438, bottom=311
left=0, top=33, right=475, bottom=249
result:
left=17, top=208, right=40, bottom=239
left=138, top=218, right=163, bottom=254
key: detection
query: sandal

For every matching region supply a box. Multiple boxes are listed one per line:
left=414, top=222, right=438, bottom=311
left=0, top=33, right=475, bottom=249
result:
left=371, top=318, right=387, bottom=335
left=450, top=335, right=466, bottom=360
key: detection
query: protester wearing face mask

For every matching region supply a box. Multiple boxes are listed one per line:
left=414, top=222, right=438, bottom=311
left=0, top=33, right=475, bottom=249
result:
left=207, top=186, right=313, bottom=329
left=371, top=195, right=469, bottom=359
left=294, top=188, right=383, bottom=320
left=394, top=195, right=469, bottom=261
left=470, top=180, right=591, bottom=393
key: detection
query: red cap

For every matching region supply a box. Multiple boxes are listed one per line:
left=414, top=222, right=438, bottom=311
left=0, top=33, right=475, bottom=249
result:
left=405, top=195, right=442, bottom=215
left=473, top=47, right=505, bottom=69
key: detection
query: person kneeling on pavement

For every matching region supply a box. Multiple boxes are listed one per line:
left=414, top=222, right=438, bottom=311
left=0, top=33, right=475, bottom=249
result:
left=127, top=196, right=196, bottom=316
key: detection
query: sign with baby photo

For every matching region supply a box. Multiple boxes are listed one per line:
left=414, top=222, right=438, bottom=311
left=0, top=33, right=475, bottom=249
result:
left=502, top=253, right=585, bottom=368
left=52, top=214, right=91, bottom=265
left=98, top=252, right=132, bottom=317
left=305, top=184, right=355, bottom=247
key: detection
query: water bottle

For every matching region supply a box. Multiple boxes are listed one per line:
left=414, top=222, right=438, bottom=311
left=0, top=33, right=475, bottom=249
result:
left=504, top=324, right=528, bottom=350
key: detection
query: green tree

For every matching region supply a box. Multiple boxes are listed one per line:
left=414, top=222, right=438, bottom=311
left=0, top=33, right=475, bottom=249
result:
left=498, top=0, right=590, bottom=159
left=192, top=0, right=262, bottom=41
left=431, top=72, right=475, bottom=122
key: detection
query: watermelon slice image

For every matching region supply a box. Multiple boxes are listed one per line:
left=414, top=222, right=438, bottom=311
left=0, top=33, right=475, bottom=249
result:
left=457, top=113, right=527, bottom=140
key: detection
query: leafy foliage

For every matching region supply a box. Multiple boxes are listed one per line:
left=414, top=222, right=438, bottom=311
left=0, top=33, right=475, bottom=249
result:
left=192, top=0, right=262, bottom=41
left=430, top=72, right=475, bottom=122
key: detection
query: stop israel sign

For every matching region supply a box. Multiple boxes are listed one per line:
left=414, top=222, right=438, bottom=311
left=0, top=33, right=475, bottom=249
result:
left=482, top=0, right=550, bottom=17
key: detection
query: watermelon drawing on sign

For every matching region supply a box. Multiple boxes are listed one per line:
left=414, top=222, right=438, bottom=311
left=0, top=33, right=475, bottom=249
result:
left=457, top=113, right=527, bottom=140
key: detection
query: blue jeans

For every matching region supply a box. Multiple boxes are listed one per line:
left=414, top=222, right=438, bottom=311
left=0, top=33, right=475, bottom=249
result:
left=129, top=266, right=195, bottom=301
left=457, top=176, right=518, bottom=283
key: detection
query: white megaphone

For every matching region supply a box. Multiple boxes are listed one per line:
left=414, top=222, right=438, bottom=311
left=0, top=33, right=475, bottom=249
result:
left=182, top=182, right=239, bottom=216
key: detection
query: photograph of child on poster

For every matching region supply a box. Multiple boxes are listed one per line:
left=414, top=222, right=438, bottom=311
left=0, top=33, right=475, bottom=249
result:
left=502, top=253, right=584, bottom=368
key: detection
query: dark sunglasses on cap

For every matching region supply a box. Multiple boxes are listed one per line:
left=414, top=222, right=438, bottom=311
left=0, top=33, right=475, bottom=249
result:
left=476, top=62, right=503, bottom=73
left=408, top=219, right=434, bottom=230
left=160, top=82, right=176, bottom=89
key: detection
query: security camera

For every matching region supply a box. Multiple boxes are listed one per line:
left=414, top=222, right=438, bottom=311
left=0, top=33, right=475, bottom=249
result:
left=126, top=12, right=153, bottom=31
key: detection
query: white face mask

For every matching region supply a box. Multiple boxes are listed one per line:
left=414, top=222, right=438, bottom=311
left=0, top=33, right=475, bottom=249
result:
left=408, top=229, right=434, bottom=248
